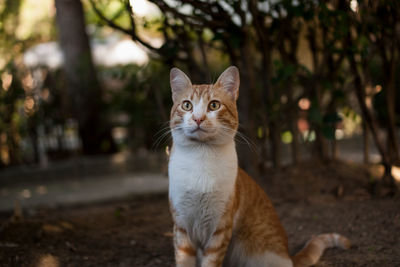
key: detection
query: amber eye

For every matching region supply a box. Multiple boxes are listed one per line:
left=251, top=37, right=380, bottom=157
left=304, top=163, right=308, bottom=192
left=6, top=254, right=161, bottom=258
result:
left=181, top=100, right=192, bottom=111
left=208, top=100, right=221, bottom=111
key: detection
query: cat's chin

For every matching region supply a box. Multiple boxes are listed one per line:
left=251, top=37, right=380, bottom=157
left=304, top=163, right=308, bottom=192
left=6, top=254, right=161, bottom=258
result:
left=172, top=127, right=233, bottom=145
left=176, top=130, right=219, bottom=144
left=184, top=133, right=233, bottom=145
left=185, top=130, right=214, bottom=143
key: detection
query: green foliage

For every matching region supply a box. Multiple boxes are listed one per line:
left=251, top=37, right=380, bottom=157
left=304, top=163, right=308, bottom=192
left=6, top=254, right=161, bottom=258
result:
left=281, top=131, right=293, bottom=144
left=0, top=0, right=22, bottom=62
left=0, top=61, right=28, bottom=164
left=84, top=0, right=131, bottom=29
left=101, top=61, right=171, bottom=149
left=0, top=0, right=398, bottom=166
left=272, top=61, right=297, bottom=84
left=308, top=102, right=323, bottom=125
left=322, top=112, right=342, bottom=140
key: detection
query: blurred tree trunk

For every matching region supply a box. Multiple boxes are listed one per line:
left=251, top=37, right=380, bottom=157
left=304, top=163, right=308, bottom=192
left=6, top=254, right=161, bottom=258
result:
left=307, top=24, right=328, bottom=161
left=249, top=0, right=281, bottom=169
left=277, top=15, right=301, bottom=166
left=197, top=30, right=210, bottom=81
left=315, top=106, right=328, bottom=160
left=381, top=50, right=399, bottom=164
left=55, top=0, right=115, bottom=154
left=345, top=0, right=398, bottom=194
left=7, top=128, right=19, bottom=165
left=363, top=121, right=370, bottom=164
left=374, top=1, right=400, bottom=165
left=0, top=138, right=3, bottom=168
left=236, top=33, right=259, bottom=176
left=2, top=72, right=23, bottom=166
left=348, top=47, right=396, bottom=193
left=384, top=75, right=398, bottom=164
left=331, top=136, right=338, bottom=160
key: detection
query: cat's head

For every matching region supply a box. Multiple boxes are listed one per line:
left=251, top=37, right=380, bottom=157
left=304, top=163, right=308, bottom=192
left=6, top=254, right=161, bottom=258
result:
left=169, top=66, right=239, bottom=145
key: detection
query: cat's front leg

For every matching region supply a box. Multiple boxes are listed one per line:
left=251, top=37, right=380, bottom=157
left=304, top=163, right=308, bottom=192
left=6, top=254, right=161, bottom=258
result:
left=200, top=225, right=233, bottom=267
left=173, top=224, right=196, bottom=267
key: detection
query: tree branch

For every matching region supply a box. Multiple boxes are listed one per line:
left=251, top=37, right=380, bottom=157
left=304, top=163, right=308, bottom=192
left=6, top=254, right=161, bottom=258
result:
left=89, top=0, right=160, bottom=53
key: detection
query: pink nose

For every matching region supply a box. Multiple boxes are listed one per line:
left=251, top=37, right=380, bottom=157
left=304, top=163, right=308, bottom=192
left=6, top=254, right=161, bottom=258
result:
left=193, top=116, right=205, bottom=126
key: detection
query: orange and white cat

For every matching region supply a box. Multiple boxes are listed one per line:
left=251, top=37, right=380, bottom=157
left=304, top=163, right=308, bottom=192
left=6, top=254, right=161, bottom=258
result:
left=168, top=66, right=350, bottom=267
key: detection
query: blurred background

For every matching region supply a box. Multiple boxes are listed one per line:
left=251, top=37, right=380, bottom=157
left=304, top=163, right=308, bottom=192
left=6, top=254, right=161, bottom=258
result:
left=0, top=0, right=399, bottom=196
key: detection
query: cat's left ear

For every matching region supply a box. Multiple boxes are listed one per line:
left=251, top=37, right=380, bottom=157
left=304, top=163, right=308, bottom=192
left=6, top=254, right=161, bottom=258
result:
left=215, top=66, right=240, bottom=101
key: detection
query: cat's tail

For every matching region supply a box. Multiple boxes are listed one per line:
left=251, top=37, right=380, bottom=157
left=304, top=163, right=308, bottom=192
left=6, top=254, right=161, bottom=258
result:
left=291, top=233, right=351, bottom=267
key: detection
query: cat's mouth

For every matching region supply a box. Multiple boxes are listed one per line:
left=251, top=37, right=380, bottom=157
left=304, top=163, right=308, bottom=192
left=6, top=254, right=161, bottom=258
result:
left=190, top=126, right=207, bottom=133
left=184, top=126, right=217, bottom=142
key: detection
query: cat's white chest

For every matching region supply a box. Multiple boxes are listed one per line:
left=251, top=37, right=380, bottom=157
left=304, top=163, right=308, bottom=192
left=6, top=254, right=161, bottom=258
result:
left=168, top=142, right=238, bottom=246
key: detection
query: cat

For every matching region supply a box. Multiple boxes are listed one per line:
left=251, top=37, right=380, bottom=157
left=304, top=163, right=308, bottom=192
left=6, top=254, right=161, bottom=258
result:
left=168, top=66, right=350, bottom=267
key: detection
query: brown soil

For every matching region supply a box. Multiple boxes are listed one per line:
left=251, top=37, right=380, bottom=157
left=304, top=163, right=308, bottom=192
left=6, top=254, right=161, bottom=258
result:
left=1, top=160, right=399, bottom=267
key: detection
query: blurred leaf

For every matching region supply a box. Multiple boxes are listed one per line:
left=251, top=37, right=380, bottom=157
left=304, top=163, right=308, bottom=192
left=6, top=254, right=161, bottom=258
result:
left=281, top=131, right=293, bottom=144
left=308, top=104, right=323, bottom=125
left=332, top=89, right=345, bottom=102
left=324, top=112, right=342, bottom=124
left=322, top=124, right=335, bottom=140
left=257, top=126, right=263, bottom=139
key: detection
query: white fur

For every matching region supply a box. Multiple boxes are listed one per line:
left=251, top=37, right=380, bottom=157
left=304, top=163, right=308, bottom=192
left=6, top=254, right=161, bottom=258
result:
left=192, top=97, right=205, bottom=119
left=169, top=141, right=238, bottom=248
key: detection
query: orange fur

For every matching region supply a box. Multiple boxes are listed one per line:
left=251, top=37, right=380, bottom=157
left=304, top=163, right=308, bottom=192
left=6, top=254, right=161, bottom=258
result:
left=168, top=66, right=350, bottom=267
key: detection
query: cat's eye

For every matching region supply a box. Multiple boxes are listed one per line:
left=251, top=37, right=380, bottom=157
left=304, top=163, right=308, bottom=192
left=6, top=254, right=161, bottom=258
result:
left=208, top=101, right=221, bottom=111
left=181, top=100, right=192, bottom=111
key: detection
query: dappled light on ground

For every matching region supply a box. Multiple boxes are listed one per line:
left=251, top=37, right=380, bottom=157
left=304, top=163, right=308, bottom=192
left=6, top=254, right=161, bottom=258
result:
left=36, top=186, right=48, bottom=195
left=392, top=166, right=400, bottom=183
left=36, top=254, right=59, bottom=267
left=1, top=189, right=399, bottom=266
left=111, top=151, right=129, bottom=165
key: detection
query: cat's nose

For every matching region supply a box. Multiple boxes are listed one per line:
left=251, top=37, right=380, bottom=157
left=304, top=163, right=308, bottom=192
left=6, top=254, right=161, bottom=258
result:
left=193, top=115, right=205, bottom=126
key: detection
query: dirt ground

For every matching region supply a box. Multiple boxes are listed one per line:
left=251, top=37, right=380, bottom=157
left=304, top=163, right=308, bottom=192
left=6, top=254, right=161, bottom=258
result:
left=0, top=160, right=399, bottom=267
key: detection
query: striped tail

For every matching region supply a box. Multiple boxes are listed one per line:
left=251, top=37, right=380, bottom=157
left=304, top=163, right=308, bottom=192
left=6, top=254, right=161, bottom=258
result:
left=291, top=233, right=351, bottom=267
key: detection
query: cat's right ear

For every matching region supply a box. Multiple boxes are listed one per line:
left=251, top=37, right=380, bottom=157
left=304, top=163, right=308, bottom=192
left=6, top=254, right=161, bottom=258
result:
left=170, top=68, right=192, bottom=103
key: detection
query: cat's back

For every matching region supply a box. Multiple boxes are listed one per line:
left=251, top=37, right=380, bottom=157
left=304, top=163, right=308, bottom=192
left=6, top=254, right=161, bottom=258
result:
left=227, top=169, right=290, bottom=262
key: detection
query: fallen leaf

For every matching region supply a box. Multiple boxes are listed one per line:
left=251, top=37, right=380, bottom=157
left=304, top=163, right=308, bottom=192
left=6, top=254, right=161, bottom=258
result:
left=163, top=232, right=173, bottom=237
left=42, top=224, right=63, bottom=234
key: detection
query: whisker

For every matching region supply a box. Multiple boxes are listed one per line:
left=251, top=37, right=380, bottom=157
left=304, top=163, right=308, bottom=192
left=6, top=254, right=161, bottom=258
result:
left=152, top=125, right=191, bottom=150
left=152, top=131, right=171, bottom=150
left=219, top=125, right=259, bottom=155
left=236, top=132, right=259, bottom=155
left=153, top=121, right=259, bottom=156
left=153, top=125, right=172, bottom=138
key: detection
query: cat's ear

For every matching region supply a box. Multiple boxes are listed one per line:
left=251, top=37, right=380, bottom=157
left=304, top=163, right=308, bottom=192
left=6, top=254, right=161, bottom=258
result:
left=215, top=66, right=240, bottom=100
left=170, top=67, right=192, bottom=102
